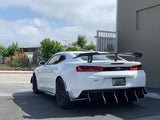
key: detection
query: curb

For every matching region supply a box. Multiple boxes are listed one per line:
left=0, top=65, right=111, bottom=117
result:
left=0, top=71, right=33, bottom=74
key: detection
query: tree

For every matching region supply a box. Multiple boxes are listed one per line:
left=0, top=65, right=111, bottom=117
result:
left=8, top=43, right=20, bottom=56
left=85, top=41, right=96, bottom=51
left=40, top=38, right=63, bottom=61
left=4, top=53, right=29, bottom=67
left=71, top=42, right=77, bottom=47
left=77, top=35, right=87, bottom=48
left=0, top=45, right=8, bottom=57
left=66, top=47, right=79, bottom=51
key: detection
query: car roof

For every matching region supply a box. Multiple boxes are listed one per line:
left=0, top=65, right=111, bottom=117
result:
left=56, top=51, right=87, bottom=56
left=56, top=51, right=88, bottom=54
left=55, top=51, right=86, bottom=58
left=55, top=51, right=112, bottom=60
left=56, top=51, right=109, bottom=55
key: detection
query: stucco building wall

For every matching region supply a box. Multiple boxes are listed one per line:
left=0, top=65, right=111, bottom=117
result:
left=117, top=0, right=160, bottom=88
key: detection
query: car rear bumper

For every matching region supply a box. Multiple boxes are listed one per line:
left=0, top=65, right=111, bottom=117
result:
left=66, top=70, right=146, bottom=98
left=70, top=87, right=147, bottom=103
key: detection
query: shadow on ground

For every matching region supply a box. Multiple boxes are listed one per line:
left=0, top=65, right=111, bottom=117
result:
left=12, top=91, right=160, bottom=120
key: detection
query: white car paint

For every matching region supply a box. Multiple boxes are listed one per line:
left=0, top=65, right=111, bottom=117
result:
left=33, top=51, right=146, bottom=100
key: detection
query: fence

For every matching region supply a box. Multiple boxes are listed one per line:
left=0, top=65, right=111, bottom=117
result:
left=96, top=30, right=117, bottom=52
left=0, top=57, right=42, bottom=71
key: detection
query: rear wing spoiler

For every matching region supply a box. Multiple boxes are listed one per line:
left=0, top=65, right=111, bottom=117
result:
left=73, top=52, right=143, bottom=63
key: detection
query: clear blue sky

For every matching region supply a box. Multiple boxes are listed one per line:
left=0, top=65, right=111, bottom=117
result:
left=0, top=0, right=116, bottom=47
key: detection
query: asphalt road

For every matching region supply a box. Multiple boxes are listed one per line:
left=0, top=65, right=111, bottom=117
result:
left=0, top=73, right=160, bottom=120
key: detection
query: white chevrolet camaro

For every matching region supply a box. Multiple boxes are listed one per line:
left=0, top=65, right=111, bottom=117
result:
left=31, top=51, right=147, bottom=108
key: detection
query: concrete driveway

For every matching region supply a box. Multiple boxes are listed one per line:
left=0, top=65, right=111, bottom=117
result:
left=0, top=72, right=160, bottom=120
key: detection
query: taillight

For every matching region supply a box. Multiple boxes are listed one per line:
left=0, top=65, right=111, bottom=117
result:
left=76, top=66, right=103, bottom=72
left=130, top=65, right=143, bottom=71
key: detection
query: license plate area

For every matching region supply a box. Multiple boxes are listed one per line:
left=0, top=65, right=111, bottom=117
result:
left=112, top=77, right=126, bottom=86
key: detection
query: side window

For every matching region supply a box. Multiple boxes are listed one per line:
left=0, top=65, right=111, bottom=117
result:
left=59, top=55, right=65, bottom=63
left=47, top=55, right=66, bottom=65
left=48, top=55, right=60, bottom=65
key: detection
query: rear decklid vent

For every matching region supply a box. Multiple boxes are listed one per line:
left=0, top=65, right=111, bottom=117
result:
left=103, top=64, right=143, bottom=71
left=103, top=67, right=130, bottom=71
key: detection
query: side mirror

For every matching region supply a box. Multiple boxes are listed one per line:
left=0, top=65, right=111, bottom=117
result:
left=39, top=61, right=45, bottom=66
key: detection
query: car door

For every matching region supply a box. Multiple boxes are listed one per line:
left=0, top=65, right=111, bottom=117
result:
left=46, top=54, right=66, bottom=94
left=42, top=55, right=61, bottom=93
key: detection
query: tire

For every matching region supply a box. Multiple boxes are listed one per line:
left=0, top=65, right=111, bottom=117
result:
left=56, top=78, right=74, bottom=109
left=32, top=74, right=42, bottom=94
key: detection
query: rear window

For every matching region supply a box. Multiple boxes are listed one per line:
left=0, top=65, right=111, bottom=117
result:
left=74, top=53, right=122, bottom=61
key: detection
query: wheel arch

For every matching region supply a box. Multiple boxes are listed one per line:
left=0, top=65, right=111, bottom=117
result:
left=56, top=76, right=67, bottom=89
left=31, top=72, right=37, bottom=83
left=56, top=76, right=63, bottom=84
left=31, top=72, right=35, bottom=83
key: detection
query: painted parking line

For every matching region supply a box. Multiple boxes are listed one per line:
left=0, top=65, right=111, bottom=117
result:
left=0, top=74, right=32, bottom=83
left=0, top=83, right=33, bottom=97
left=146, top=92, right=160, bottom=100
left=132, top=115, right=160, bottom=120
